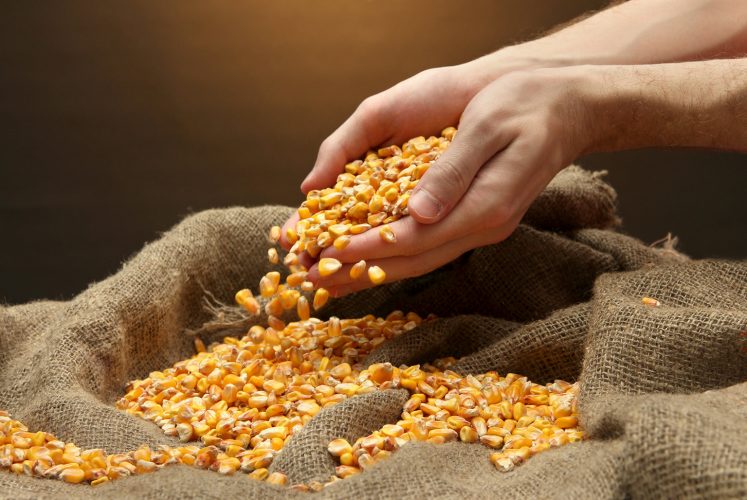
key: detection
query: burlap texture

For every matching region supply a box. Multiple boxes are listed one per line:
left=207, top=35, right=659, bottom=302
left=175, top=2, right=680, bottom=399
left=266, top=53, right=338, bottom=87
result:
left=1, top=166, right=745, bottom=499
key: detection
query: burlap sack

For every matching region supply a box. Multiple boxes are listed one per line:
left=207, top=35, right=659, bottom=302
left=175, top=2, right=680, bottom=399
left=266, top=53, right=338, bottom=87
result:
left=1, top=166, right=745, bottom=499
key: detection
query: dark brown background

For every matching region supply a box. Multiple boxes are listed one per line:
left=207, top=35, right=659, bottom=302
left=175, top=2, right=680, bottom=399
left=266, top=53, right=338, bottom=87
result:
left=1, top=1, right=745, bottom=305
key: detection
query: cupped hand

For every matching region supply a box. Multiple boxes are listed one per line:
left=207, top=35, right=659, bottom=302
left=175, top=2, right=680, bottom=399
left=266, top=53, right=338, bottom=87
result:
left=304, top=67, right=596, bottom=296
left=299, top=61, right=500, bottom=196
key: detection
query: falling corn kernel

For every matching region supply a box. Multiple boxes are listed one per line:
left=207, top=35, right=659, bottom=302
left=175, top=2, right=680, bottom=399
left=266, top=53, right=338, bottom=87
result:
left=194, top=337, right=206, bottom=353
left=296, top=296, right=310, bottom=320
left=283, top=252, right=298, bottom=267
left=269, top=225, right=281, bottom=242
left=368, top=266, right=386, bottom=285
left=318, top=258, right=343, bottom=277
left=268, top=248, right=279, bottom=264
left=313, top=288, right=330, bottom=310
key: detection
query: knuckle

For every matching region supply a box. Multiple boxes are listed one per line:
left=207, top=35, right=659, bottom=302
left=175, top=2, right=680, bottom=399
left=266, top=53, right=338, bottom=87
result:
left=500, top=70, right=540, bottom=94
left=431, top=156, right=470, bottom=199
left=489, top=200, right=514, bottom=228
left=410, top=257, right=438, bottom=278
left=400, top=235, right=426, bottom=257
left=356, top=95, right=382, bottom=120
left=414, top=67, right=440, bottom=81
left=318, top=137, right=337, bottom=157
left=470, top=190, right=513, bottom=232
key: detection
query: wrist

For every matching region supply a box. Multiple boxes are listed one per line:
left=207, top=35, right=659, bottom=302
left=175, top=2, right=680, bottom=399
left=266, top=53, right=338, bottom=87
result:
left=455, top=45, right=575, bottom=98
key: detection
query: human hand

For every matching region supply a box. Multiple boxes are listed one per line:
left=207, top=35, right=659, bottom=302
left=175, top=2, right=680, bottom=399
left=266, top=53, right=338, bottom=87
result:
left=303, top=67, right=596, bottom=296
left=299, top=59, right=509, bottom=195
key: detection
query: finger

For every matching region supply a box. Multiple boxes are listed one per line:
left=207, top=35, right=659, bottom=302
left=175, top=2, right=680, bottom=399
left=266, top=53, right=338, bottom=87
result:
left=408, top=117, right=516, bottom=224
left=307, top=134, right=550, bottom=295
left=314, top=219, right=519, bottom=297
left=318, top=179, right=488, bottom=264
left=301, top=97, right=392, bottom=194
left=320, top=129, right=551, bottom=265
left=297, top=251, right=315, bottom=271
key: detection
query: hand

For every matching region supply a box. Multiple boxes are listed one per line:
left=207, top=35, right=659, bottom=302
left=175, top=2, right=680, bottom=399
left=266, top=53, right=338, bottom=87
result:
left=299, top=57, right=516, bottom=194
left=305, top=67, right=595, bottom=296
left=280, top=52, right=554, bottom=262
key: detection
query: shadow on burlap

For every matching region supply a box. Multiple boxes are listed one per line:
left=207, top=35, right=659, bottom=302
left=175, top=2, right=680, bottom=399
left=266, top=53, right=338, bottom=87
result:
left=1, top=166, right=745, bottom=499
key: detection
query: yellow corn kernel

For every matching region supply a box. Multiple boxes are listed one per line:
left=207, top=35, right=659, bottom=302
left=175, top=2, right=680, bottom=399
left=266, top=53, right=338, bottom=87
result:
left=327, top=438, right=353, bottom=457
left=283, top=252, right=299, bottom=267
left=334, top=235, right=351, bottom=250
left=368, top=362, right=393, bottom=384
left=335, top=465, right=359, bottom=479
left=267, top=248, right=279, bottom=264
left=279, top=289, right=300, bottom=310
left=328, top=224, right=349, bottom=238
left=459, top=426, right=478, bottom=443
left=296, top=296, right=310, bottom=321
left=555, top=416, right=578, bottom=429
left=368, top=266, right=386, bottom=285
left=91, top=476, right=109, bottom=486
left=235, top=288, right=260, bottom=315
left=347, top=202, right=369, bottom=219
left=368, top=195, right=385, bottom=213
left=320, top=192, right=343, bottom=209
left=193, top=338, right=206, bottom=354
left=318, top=258, right=342, bottom=277
left=349, top=260, right=366, bottom=279
left=313, top=288, right=329, bottom=310
left=330, top=362, right=351, bottom=379
left=259, top=276, right=277, bottom=298
left=379, top=224, right=396, bottom=243
left=266, top=471, right=288, bottom=486
left=285, top=271, right=307, bottom=287
left=642, top=296, right=661, bottom=307
left=59, top=466, right=86, bottom=484
left=298, top=206, right=312, bottom=219
left=349, top=223, right=371, bottom=235
left=285, top=227, right=298, bottom=244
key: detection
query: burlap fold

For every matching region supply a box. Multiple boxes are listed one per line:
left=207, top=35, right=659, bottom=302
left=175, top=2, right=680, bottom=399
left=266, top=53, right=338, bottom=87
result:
left=1, top=165, right=745, bottom=499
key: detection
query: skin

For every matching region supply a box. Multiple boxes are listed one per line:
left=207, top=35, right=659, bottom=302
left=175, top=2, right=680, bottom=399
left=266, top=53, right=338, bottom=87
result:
left=281, top=0, right=747, bottom=296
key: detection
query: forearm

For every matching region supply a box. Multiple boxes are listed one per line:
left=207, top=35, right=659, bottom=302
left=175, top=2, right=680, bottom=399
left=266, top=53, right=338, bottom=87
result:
left=581, top=58, right=747, bottom=153
left=479, top=0, right=747, bottom=73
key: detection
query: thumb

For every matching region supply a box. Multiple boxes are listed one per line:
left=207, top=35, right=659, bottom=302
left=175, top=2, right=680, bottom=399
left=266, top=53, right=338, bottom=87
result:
left=408, top=126, right=504, bottom=224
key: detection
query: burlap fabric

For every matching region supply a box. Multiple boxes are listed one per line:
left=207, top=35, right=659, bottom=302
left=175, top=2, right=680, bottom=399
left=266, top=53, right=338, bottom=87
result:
left=1, top=166, right=745, bottom=499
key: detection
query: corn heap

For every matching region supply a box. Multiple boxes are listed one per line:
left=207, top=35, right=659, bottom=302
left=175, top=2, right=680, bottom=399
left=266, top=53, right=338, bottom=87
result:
left=0, top=410, right=210, bottom=487
left=116, top=312, right=425, bottom=489
left=0, top=128, right=583, bottom=489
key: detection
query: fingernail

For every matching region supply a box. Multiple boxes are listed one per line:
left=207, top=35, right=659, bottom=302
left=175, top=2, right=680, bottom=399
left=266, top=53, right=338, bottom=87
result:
left=409, top=187, right=442, bottom=220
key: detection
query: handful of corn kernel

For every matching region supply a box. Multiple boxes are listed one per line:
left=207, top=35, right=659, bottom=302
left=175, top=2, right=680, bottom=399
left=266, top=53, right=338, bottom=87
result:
left=282, top=126, right=459, bottom=288
left=0, top=128, right=583, bottom=489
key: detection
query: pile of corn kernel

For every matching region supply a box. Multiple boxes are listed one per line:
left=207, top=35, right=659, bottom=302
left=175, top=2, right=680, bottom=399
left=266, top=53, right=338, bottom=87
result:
left=0, top=128, right=583, bottom=489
